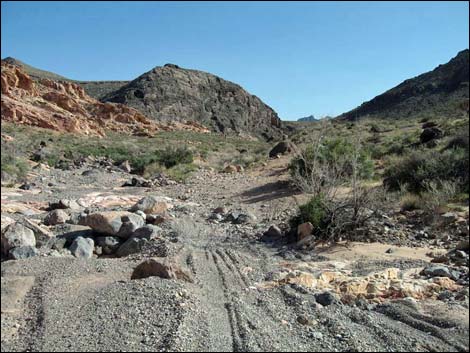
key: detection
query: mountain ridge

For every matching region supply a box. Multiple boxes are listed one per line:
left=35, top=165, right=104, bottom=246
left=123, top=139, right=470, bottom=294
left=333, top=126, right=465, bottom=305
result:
left=338, top=49, right=470, bottom=120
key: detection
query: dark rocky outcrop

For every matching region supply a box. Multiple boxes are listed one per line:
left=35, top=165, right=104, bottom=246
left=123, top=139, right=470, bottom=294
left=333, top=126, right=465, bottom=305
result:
left=339, top=49, right=470, bottom=120
left=102, top=64, right=283, bottom=140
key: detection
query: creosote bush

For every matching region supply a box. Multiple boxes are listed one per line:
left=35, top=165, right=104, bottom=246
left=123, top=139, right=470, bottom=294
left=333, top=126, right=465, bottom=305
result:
left=290, top=122, right=380, bottom=244
left=383, top=147, right=469, bottom=193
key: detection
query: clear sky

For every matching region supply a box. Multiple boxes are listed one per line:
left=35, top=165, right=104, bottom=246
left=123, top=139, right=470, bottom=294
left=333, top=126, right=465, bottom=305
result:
left=1, top=1, right=469, bottom=120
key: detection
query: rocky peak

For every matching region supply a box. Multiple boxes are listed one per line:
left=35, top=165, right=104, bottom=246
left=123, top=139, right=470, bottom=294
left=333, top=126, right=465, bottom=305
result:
left=102, top=64, right=283, bottom=140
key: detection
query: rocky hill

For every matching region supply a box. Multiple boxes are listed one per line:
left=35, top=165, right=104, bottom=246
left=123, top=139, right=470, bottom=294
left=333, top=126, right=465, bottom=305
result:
left=1, top=62, right=209, bottom=136
left=339, top=49, right=470, bottom=120
left=102, top=64, right=283, bottom=140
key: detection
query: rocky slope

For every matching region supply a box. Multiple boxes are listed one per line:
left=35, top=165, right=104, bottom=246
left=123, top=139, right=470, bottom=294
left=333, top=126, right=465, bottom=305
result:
left=2, top=57, right=128, bottom=100
left=102, top=64, right=283, bottom=140
left=339, top=49, right=470, bottom=120
left=1, top=62, right=209, bottom=136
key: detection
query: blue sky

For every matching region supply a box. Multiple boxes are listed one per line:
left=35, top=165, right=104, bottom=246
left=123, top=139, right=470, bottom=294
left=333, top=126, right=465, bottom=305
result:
left=2, top=1, right=469, bottom=120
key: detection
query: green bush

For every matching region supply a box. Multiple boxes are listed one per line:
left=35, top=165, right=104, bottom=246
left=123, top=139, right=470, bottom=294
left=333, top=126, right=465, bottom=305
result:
left=290, top=138, right=374, bottom=181
left=1, top=154, right=29, bottom=183
left=291, top=195, right=328, bottom=230
left=383, top=147, right=469, bottom=193
left=158, top=146, right=193, bottom=169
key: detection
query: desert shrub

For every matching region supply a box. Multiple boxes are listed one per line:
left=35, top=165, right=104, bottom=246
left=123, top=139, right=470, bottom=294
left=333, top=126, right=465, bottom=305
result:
left=400, top=193, right=422, bottom=211
left=290, top=124, right=380, bottom=243
left=383, top=148, right=469, bottom=193
left=1, top=154, right=29, bottom=183
left=292, top=195, right=328, bottom=230
left=158, top=146, right=193, bottom=169
left=445, top=133, right=469, bottom=151
left=143, top=161, right=197, bottom=182
left=290, top=137, right=374, bottom=184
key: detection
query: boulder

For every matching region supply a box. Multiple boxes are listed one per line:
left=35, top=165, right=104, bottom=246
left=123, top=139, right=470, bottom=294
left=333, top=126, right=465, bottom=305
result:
left=69, top=236, right=94, bottom=259
left=297, top=222, right=314, bottom=241
left=264, top=225, right=283, bottom=238
left=115, top=237, right=147, bottom=257
left=129, top=196, right=172, bottom=215
left=1, top=223, right=36, bottom=257
left=79, top=211, right=145, bottom=238
left=132, top=225, right=160, bottom=240
left=131, top=257, right=193, bottom=282
left=1, top=215, right=15, bottom=232
left=269, top=141, right=295, bottom=158
left=420, top=127, right=443, bottom=144
left=49, top=199, right=81, bottom=211
left=44, top=209, right=70, bottom=226
left=314, top=291, right=339, bottom=306
left=420, top=265, right=460, bottom=281
left=22, top=218, right=55, bottom=247
left=9, top=246, right=39, bottom=260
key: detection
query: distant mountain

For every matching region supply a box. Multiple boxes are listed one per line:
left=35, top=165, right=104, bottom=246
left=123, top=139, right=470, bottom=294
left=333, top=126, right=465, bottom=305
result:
left=297, top=115, right=318, bottom=122
left=339, top=49, right=470, bottom=120
left=102, top=64, right=282, bottom=140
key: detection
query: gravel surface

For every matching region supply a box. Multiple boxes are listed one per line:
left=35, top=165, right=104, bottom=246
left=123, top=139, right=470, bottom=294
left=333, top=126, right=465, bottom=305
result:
left=1, top=159, right=469, bottom=352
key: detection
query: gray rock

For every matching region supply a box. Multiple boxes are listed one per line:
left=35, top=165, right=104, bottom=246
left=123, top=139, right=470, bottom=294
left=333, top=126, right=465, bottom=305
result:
left=115, top=237, right=148, bottom=257
left=69, top=236, right=94, bottom=259
left=264, top=225, right=283, bottom=238
left=135, top=210, right=147, bottom=219
left=49, top=199, right=81, bottom=211
left=9, top=246, right=39, bottom=260
left=314, top=291, right=339, bottom=306
left=79, top=211, right=145, bottom=238
left=95, top=236, right=122, bottom=255
left=233, top=212, right=257, bottom=224
left=132, top=225, right=160, bottom=240
left=1, top=223, right=36, bottom=257
left=52, top=224, right=94, bottom=250
left=421, top=265, right=461, bottom=281
left=118, top=160, right=132, bottom=173
left=129, top=196, right=171, bottom=215
left=44, top=209, right=70, bottom=226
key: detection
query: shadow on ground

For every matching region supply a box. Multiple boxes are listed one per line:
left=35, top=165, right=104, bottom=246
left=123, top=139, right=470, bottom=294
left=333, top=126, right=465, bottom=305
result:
left=239, top=180, right=300, bottom=204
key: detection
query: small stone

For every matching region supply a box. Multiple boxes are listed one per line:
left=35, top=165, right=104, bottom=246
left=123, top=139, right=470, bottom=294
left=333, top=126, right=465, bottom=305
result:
left=297, top=315, right=314, bottom=326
